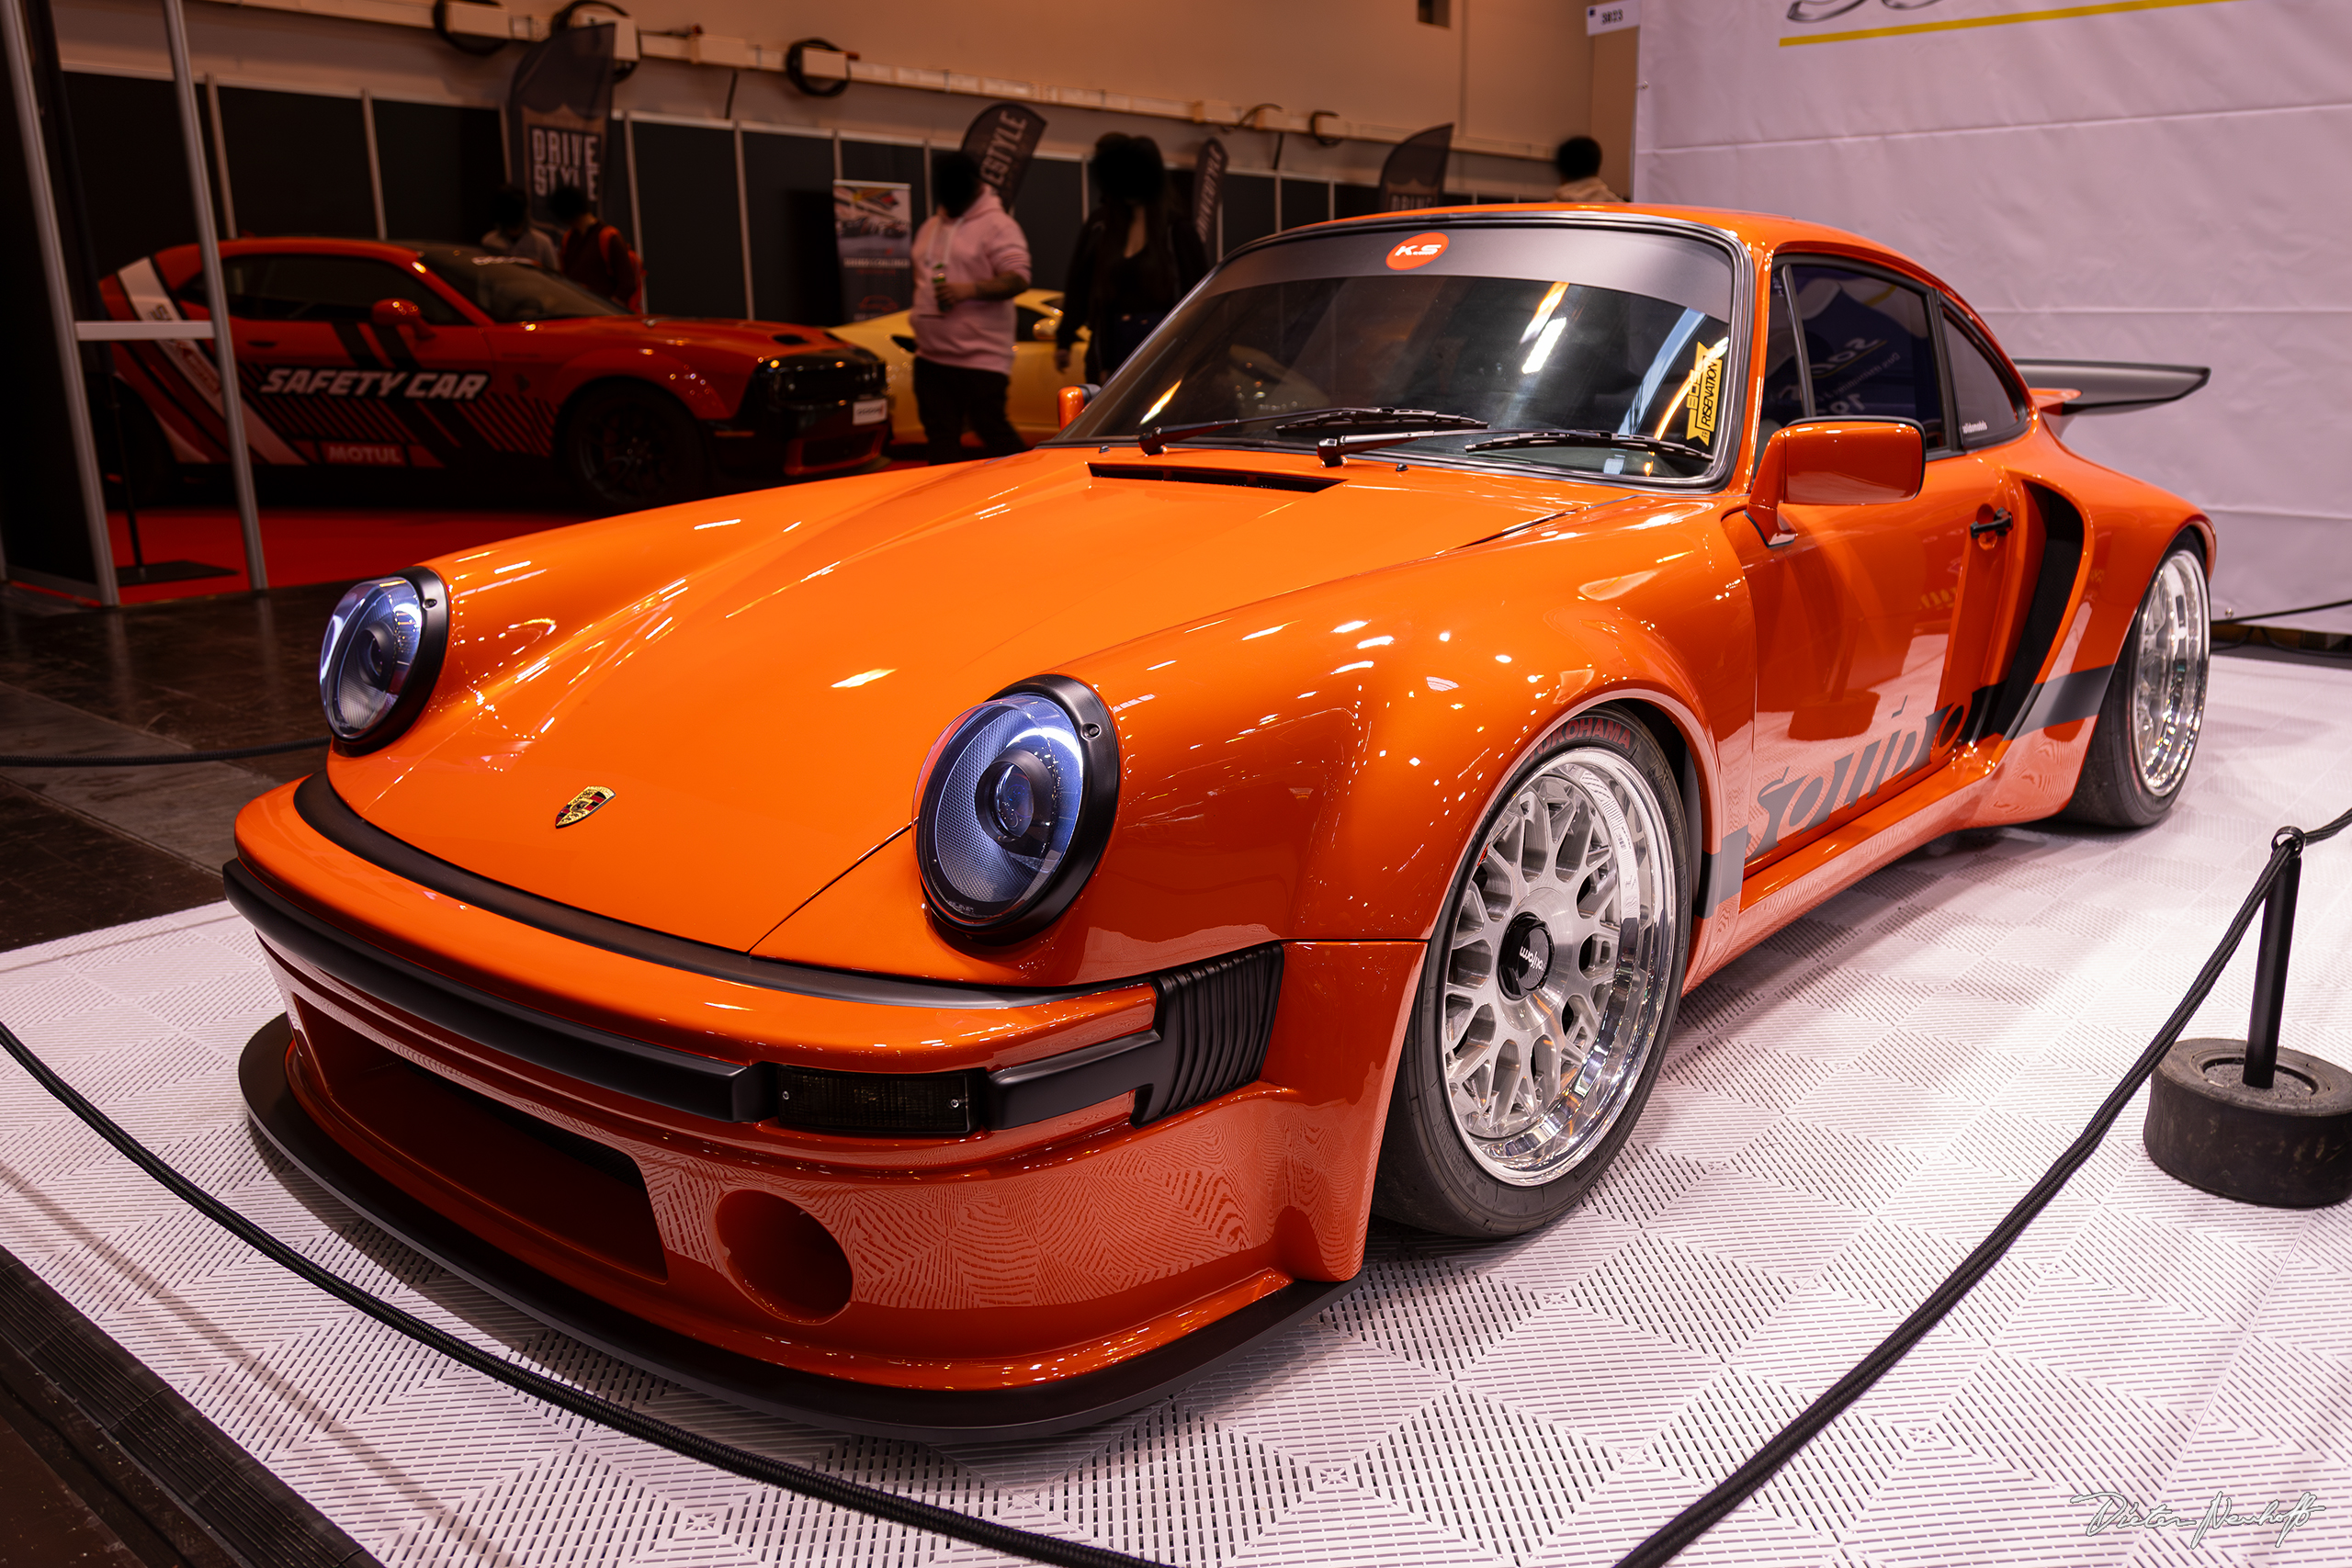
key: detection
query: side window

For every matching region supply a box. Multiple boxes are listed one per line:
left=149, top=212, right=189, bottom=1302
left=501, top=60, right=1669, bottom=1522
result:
left=1758, top=268, right=1805, bottom=444
left=1787, top=264, right=1946, bottom=449
left=1944, top=310, right=2027, bottom=447
left=186, top=254, right=466, bottom=325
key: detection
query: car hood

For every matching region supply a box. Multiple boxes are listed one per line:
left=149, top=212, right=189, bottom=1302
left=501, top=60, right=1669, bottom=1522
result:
left=534, top=315, right=849, bottom=356
left=343, top=449, right=1578, bottom=951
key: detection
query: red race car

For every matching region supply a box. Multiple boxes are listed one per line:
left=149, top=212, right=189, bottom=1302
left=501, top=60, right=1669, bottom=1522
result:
left=100, top=238, right=891, bottom=509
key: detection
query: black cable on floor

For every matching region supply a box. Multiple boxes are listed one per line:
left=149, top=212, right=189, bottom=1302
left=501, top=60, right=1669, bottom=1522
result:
left=0, top=1019, right=1164, bottom=1568
left=2213, top=594, right=2352, bottom=626
left=1610, top=802, right=2352, bottom=1568
left=0, top=738, right=331, bottom=768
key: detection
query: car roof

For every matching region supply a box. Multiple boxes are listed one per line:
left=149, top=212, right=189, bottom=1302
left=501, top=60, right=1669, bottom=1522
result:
left=1289, top=201, right=1962, bottom=300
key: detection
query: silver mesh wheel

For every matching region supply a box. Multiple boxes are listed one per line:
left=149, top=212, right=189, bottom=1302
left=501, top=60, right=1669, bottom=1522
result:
left=2129, top=550, right=2210, bottom=800
left=1441, top=748, right=1679, bottom=1186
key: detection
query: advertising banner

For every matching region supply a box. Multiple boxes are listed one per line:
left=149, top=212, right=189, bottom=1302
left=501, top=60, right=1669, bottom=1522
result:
left=1637, top=0, right=2352, bottom=631
left=961, top=103, right=1046, bottom=206
left=507, top=23, right=616, bottom=228
left=1379, top=124, right=1453, bottom=212
left=834, top=180, right=913, bottom=321
left=1193, top=136, right=1227, bottom=249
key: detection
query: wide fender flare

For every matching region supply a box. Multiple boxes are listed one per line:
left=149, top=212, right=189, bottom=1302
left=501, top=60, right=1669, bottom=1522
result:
left=1067, top=502, right=1752, bottom=953
left=1997, top=444, right=2213, bottom=682
left=548, top=352, right=732, bottom=423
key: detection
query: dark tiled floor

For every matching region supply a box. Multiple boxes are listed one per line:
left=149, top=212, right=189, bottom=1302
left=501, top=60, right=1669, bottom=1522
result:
left=0, top=784, right=230, bottom=951
left=1, top=581, right=352, bottom=952
left=0, top=581, right=349, bottom=786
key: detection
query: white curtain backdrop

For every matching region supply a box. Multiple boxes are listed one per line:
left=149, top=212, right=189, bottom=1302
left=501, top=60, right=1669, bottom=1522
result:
left=1634, top=0, right=2352, bottom=633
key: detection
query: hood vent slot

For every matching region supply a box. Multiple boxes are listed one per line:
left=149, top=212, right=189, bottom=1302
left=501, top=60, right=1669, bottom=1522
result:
left=1088, top=463, right=1343, bottom=493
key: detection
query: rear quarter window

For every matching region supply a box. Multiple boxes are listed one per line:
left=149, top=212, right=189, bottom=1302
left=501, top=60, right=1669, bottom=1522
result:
left=1945, top=310, right=2029, bottom=447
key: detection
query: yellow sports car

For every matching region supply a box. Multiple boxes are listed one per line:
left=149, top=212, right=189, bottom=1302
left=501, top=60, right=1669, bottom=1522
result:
left=831, top=288, right=1087, bottom=447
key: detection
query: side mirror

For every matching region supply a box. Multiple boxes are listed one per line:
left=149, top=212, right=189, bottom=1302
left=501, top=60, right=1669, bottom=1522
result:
left=1747, top=417, right=1925, bottom=546
left=370, top=297, right=434, bottom=341
left=1056, top=383, right=1099, bottom=430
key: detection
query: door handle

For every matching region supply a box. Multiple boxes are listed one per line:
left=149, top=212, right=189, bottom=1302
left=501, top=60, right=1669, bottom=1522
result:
left=1970, top=507, right=2014, bottom=542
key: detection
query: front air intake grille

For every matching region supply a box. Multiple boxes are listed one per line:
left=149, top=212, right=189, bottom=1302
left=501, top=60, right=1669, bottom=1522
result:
left=774, top=1064, right=978, bottom=1136
left=754, top=354, right=887, bottom=409
left=1144, top=943, right=1284, bottom=1122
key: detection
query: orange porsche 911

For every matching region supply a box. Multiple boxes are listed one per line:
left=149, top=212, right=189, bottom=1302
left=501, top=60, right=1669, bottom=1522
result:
left=228, top=205, right=2212, bottom=1439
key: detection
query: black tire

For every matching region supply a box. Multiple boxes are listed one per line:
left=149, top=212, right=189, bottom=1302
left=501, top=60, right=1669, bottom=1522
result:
left=559, top=382, right=710, bottom=513
left=1373, top=705, right=1691, bottom=1237
left=2060, top=536, right=2210, bottom=829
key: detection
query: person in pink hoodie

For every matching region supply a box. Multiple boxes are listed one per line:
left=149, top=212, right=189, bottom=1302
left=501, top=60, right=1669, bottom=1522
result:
left=908, top=151, right=1034, bottom=465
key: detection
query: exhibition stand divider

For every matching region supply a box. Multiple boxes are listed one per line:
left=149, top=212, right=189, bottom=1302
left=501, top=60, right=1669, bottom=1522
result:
left=0, top=792, right=2345, bottom=1567
left=0, top=0, right=265, bottom=605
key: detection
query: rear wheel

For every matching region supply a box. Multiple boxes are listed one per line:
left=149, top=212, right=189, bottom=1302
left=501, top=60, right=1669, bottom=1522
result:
left=1374, top=707, right=1690, bottom=1237
left=560, top=383, right=709, bottom=512
left=2060, top=539, right=2210, bottom=828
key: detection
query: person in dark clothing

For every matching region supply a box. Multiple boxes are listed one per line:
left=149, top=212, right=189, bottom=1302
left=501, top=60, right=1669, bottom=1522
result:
left=1055, top=135, right=1207, bottom=384
left=549, top=184, right=644, bottom=311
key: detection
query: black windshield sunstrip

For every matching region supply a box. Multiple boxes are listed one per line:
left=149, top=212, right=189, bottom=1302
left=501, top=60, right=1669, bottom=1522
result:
left=1088, top=462, right=1345, bottom=492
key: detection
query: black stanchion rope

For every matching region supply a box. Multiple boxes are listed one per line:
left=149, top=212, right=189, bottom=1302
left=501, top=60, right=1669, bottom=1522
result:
left=1610, top=801, right=2352, bottom=1568
left=0, top=1020, right=1162, bottom=1568
left=0, top=773, right=2343, bottom=1568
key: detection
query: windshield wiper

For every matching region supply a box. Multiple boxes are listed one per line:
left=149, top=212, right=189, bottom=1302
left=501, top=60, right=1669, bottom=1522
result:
left=1137, top=406, right=1487, bottom=456
left=1312, top=427, right=1500, bottom=468
left=1462, top=428, right=1712, bottom=462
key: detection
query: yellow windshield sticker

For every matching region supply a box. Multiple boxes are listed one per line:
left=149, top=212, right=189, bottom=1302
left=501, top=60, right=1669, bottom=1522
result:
left=1688, top=351, right=1724, bottom=443
left=1653, top=337, right=1728, bottom=441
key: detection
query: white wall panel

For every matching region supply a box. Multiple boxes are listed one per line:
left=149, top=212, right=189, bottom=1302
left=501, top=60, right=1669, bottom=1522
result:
left=1636, top=0, right=2352, bottom=632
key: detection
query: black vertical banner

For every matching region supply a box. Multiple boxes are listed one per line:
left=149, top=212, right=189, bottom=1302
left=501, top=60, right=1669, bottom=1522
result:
left=507, top=23, right=615, bottom=228
left=960, top=103, right=1045, bottom=206
left=1192, top=136, right=1227, bottom=249
left=1379, top=123, right=1453, bottom=212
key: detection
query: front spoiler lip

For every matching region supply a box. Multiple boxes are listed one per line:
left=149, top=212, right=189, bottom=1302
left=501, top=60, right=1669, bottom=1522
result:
left=239, top=1016, right=1358, bottom=1442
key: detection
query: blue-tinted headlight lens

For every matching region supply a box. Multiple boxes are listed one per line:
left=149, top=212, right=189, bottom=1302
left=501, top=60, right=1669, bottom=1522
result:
left=919, top=694, right=1090, bottom=928
left=320, top=577, right=427, bottom=741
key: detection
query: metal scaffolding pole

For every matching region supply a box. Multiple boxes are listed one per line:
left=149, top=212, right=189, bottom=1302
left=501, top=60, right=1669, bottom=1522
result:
left=159, top=0, right=265, bottom=589
left=1, top=0, right=118, bottom=605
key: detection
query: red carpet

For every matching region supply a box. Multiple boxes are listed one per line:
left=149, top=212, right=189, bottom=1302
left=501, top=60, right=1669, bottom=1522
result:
left=101, top=504, right=591, bottom=605
left=10, top=455, right=934, bottom=609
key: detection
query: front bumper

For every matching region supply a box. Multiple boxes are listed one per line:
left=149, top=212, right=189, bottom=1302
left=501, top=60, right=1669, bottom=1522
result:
left=239, top=1015, right=1352, bottom=1441
left=228, top=776, right=1420, bottom=1430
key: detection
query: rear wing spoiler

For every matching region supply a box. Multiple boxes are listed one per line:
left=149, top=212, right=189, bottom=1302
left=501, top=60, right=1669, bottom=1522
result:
left=2010, top=358, right=2211, bottom=419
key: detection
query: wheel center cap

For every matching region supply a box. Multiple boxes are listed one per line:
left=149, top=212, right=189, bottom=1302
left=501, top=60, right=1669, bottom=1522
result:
left=1498, top=912, right=1555, bottom=1000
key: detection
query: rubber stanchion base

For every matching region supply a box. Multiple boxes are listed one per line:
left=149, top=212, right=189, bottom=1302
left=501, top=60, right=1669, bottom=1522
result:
left=2144, top=1037, right=2352, bottom=1208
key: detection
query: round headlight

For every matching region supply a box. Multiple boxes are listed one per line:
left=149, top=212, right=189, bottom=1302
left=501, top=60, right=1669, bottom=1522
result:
left=319, top=570, right=447, bottom=751
left=915, top=676, right=1118, bottom=941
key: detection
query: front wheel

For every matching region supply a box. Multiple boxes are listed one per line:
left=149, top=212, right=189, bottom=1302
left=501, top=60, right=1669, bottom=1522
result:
left=2060, top=538, right=2210, bottom=829
left=1374, top=706, right=1690, bottom=1237
left=560, top=383, right=709, bottom=513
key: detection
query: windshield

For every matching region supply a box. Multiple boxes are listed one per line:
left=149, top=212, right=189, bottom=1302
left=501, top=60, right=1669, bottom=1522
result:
left=1057, top=222, right=1740, bottom=480
left=416, top=246, right=629, bottom=322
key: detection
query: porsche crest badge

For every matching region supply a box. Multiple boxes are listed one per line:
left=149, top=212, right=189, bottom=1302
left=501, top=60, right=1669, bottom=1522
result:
left=555, top=786, right=616, bottom=828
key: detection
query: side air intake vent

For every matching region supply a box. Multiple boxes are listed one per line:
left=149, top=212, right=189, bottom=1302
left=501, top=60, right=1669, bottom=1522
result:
left=1141, top=944, right=1284, bottom=1122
